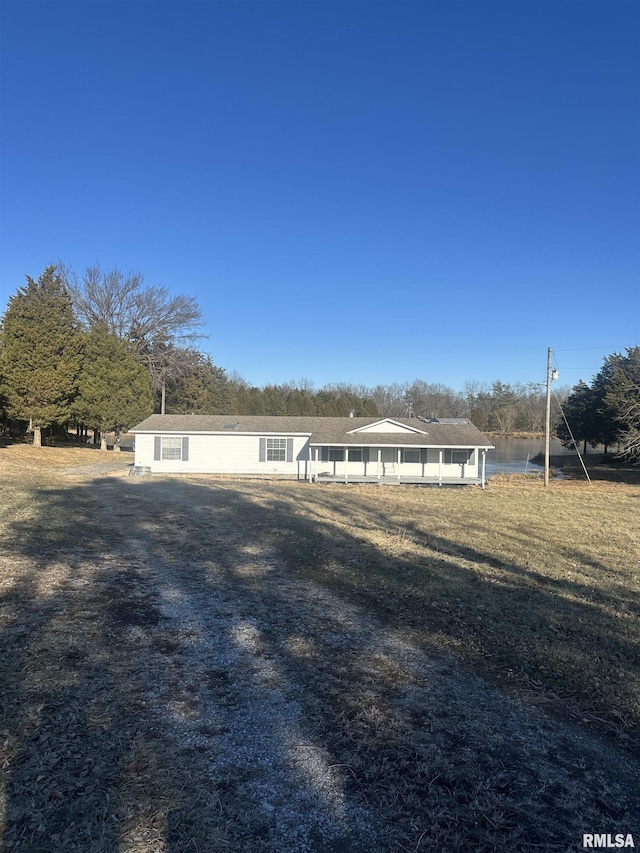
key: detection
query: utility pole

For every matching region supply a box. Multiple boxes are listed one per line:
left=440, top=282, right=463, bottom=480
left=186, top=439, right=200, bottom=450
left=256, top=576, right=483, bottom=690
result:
left=544, top=347, right=553, bottom=487
left=544, top=347, right=560, bottom=486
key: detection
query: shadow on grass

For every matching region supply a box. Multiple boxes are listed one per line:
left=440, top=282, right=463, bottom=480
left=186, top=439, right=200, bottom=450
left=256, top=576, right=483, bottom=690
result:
left=272, top=485, right=639, bottom=707
left=1, top=475, right=638, bottom=852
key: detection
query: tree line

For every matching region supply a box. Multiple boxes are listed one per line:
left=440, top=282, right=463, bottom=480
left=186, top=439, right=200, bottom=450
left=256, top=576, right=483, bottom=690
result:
left=556, top=347, right=640, bottom=461
left=1, top=266, right=637, bottom=460
left=0, top=265, right=380, bottom=445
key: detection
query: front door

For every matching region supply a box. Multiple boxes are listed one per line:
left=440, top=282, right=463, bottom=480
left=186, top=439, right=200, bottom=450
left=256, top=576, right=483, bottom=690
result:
left=381, top=448, right=396, bottom=474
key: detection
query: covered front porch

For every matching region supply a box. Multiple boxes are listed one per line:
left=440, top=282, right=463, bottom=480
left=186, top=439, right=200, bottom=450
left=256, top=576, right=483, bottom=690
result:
left=309, top=445, right=489, bottom=487
left=313, top=473, right=485, bottom=486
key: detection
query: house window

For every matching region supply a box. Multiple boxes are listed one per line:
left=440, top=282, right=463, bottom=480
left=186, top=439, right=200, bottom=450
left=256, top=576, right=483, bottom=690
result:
left=259, top=437, right=293, bottom=463
left=155, top=435, right=189, bottom=462
left=267, top=438, right=287, bottom=461
left=445, top=449, right=471, bottom=464
left=348, top=447, right=363, bottom=462
left=162, top=437, right=182, bottom=460
left=402, top=449, right=420, bottom=464
left=320, top=447, right=345, bottom=462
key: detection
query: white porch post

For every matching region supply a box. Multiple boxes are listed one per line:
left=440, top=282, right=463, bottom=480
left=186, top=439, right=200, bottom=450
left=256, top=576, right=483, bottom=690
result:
left=345, top=446, right=348, bottom=483
left=438, top=449, right=443, bottom=485
left=397, top=447, right=401, bottom=480
left=378, top=447, right=381, bottom=481
left=481, top=449, right=486, bottom=489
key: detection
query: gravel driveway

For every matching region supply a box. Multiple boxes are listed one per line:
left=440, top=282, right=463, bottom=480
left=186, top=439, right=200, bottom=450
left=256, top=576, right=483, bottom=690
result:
left=1, top=470, right=638, bottom=852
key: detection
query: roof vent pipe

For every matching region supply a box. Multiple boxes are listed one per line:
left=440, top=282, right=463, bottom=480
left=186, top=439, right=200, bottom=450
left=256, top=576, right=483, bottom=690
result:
left=349, top=410, right=355, bottom=418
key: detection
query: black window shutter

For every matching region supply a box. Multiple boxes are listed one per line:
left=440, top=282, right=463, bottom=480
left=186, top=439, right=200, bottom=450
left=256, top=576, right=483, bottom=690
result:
left=154, top=436, right=161, bottom=461
left=363, top=447, right=370, bottom=463
left=445, top=449, right=452, bottom=464
left=286, top=438, right=293, bottom=463
left=259, top=437, right=266, bottom=462
left=182, top=436, right=189, bottom=461
left=420, top=448, right=427, bottom=464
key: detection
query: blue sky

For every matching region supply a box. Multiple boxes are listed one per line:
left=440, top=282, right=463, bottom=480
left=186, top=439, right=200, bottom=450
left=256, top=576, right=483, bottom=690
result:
left=1, top=0, right=638, bottom=392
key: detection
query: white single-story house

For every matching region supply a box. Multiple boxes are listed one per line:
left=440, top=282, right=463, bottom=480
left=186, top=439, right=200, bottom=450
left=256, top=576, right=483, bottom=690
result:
left=131, top=415, right=494, bottom=486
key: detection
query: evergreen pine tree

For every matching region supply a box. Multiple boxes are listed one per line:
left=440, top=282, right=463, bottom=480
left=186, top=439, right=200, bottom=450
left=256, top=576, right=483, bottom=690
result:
left=164, top=351, right=234, bottom=414
left=604, top=346, right=640, bottom=461
left=1, top=266, right=83, bottom=445
left=590, top=355, right=626, bottom=451
left=556, top=380, right=596, bottom=454
left=75, top=325, right=154, bottom=449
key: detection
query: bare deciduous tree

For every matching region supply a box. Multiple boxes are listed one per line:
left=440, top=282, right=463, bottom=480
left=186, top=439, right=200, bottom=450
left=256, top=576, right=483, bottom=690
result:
left=61, top=263, right=205, bottom=412
left=63, top=263, right=203, bottom=347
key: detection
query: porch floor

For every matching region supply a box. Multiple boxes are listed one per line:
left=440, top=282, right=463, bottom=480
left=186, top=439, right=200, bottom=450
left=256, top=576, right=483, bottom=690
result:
left=313, top=474, right=484, bottom=486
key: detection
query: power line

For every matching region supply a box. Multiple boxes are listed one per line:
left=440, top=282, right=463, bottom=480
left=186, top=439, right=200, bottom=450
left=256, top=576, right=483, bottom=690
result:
left=554, top=344, right=636, bottom=353
left=554, top=388, right=592, bottom=486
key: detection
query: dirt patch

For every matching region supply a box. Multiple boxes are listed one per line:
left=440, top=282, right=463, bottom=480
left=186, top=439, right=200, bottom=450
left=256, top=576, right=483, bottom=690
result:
left=0, top=448, right=638, bottom=851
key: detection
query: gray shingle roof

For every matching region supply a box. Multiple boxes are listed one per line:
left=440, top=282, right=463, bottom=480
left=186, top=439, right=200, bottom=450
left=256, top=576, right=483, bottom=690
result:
left=131, top=415, right=493, bottom=448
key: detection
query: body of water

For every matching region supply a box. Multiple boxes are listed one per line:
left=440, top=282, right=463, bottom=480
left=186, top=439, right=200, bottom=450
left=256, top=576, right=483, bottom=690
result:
left=485, top=437, right=576, bottom=477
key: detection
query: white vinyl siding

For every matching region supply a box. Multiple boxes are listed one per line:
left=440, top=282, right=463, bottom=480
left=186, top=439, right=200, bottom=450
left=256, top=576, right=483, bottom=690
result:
left=134, top=430, right=484, bottom=482
left=137, top=433, right=305, bottom=475
left=352, top=420, right=423, bottom=433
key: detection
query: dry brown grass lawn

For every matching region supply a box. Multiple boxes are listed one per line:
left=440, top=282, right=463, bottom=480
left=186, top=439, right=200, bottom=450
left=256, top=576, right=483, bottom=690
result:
left=1, top=444, right=638, bottom=852
left=237, top=472, right=640, bottom=744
